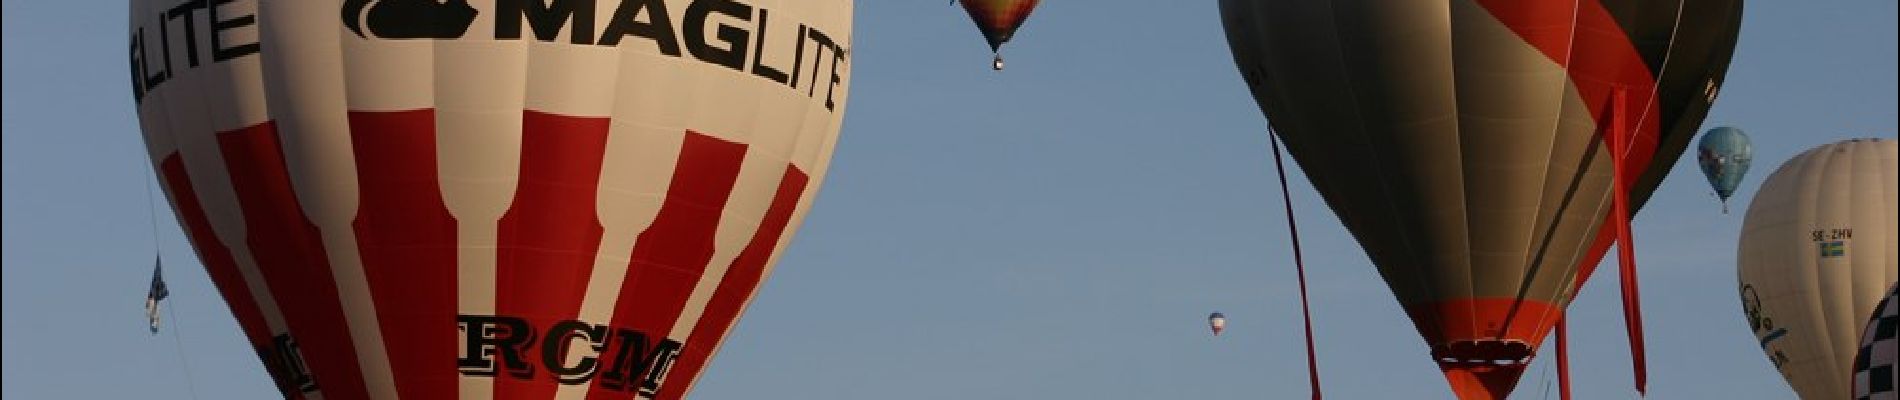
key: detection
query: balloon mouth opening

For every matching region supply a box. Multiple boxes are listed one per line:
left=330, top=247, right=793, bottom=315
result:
left=1439, top=362, right=1529, bottom=400
left=1431, top=339, right=1535, bottom=367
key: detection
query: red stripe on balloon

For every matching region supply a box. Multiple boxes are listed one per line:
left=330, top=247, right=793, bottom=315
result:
left=493, top=110, right=613, bottom=400
left=217, top=122, right=369, bottom=400
left=158, top=153, right=305, bottom=400
left=655, top=164, right=810, bottom=400
left=348, top=110, right=459, bottom=400
left=1476, top=0, right=1664, bottom=197
left=587, top=131, right=749, bottom=400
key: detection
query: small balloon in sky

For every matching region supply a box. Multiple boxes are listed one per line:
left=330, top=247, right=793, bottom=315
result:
left=1696, top=126, right=1754, bottom=214
left=958, top=0, right=1040, bottom=71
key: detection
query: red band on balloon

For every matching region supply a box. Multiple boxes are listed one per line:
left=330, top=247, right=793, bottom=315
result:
left=219, top=123, right=370, bottom=399
left=495, top=110, right=613, bottom=400
left=349, top=110, right=460, bottom=400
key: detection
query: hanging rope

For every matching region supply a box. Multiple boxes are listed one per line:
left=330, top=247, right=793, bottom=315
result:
left=167, top=300, right=204, bottom=399
left=145, top=160, right=202, bottom=400
left=1267, top=127, right=1322, bottom=400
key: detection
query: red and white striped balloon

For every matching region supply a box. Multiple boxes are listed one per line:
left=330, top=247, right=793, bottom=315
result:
left=127, top=1, right=853, bottom=398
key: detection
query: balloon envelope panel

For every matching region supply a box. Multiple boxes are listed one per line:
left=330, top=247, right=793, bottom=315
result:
left=127, top=0, right=854, bottom=398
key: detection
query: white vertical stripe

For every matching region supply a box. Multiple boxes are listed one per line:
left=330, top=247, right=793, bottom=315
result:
left=553, top=28, right=690, bottom=399
left=255, top=0, right=396, bottom=397
left=342, top=29, right=434, bottom=111
left=435, top=36, right=528, bottom=400
left=554, top=126, right=683, bottom=400
left=662, top=150, right=781, bottom=340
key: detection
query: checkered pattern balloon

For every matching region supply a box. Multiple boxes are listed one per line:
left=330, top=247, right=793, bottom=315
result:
left=1856, top=284, right=1899, bottom=400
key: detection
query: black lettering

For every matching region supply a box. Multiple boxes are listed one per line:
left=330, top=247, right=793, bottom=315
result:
left=599, top=329, right=680, bottom=393
left=638, top=339, right=682, bottom=395
left=788, top=24, right=806, bottom=89
left=259, top=334, right=318, bottom=395
left=542, top=320, right=608, bottom=384
left=210, top=0, right=260, bottom=62
left=747, top=9, right=788, bottom=83
left=158, top=14, right=176, bottom=81
left=497, top=0, right=595, bottom=45
left=806, top=28, right=836, bottom=99
left=598, top=328, right=650, bottom=391
left=599, top=0, right=681, bottom=56
left=168, top=0, right=208, bottom=68
left=139, top=27, right=169, bottom=92
left=683, top=0, right=752, bottom=71
left=130, top=33, right=146, bottom=103
left=824, top=39, right=844, bottom=111
left=802, top=29, right=830, bottom=97
left=458, top=314, right=538, bottom=379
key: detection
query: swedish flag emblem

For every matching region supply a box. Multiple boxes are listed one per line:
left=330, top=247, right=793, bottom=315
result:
left=1819, top=241, right=1846, bottom=258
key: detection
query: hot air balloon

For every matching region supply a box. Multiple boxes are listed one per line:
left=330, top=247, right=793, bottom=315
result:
left=1697, top=126, right=1753, bottom=213
left=1218, top=0, right=1743, bottom=398
left=1209, top=312, right=1227, bottom=336
left=957, top=0, right=1039, bottom=70
left=1855, top=283, right=1899, bottom=400
left=127, top=1, right=854, bottom=399
left=1737, top=138, right=1898, bottom=400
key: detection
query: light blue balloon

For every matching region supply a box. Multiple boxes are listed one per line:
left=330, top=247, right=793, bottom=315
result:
left=1697, top=126, right=1753, bottom=213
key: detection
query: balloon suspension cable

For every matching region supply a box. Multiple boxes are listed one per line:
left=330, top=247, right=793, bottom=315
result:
left=144, top=162, right=162, bottom=247
left=144, top=159, right=201, bottom=400
left=1267, top=127, right=1322, bottom=400
left=1607, top=87, right=1648, bottom=396
left=168, top=300, right=203, bottom=400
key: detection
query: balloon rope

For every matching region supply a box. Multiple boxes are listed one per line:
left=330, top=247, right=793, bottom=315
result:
left=1267, top=128, right=1322, bottom=400
left=1609, top=87, right=1648, bottom=396
left=145, top=154, right=199, bottom=399
left=145, top=162, right=162, bottom=247
left=168, top=301, right=204, bottom=400
left=1556, top=316, right=1572, bottom=400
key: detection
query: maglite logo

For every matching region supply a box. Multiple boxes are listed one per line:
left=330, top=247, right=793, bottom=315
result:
left=340, top=0, right=852, bottom=111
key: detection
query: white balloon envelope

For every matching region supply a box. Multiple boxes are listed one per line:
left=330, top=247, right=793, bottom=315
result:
left=1737, top=138, right=1897, bottom=400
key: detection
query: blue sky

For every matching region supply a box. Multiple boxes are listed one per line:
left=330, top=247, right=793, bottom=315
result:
left=4, top=1, right=1895, bottom=399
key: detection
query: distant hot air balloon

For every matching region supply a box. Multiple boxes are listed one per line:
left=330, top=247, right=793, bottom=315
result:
left=1854, top=283, right=1899, bottom=400
left=1219, top=0, right=1743, bottom=398
left=128, top=1, right=854, bottom=399
left=957, top=0, right=1039, bottom=70
left=1697, top=126, right=1753, bottom=213
left=1209, top=312, right=1227, bottom=336
left=1737, top=138, right=1898, bottom=400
